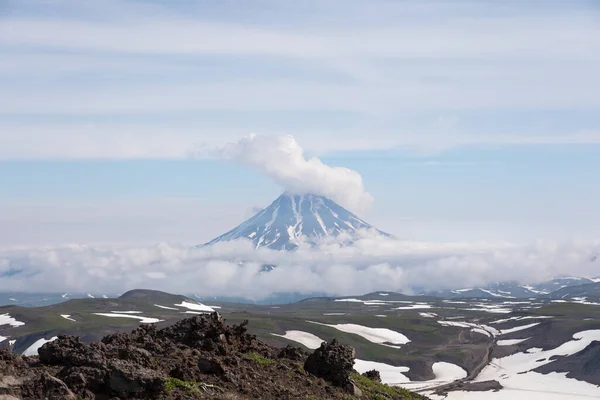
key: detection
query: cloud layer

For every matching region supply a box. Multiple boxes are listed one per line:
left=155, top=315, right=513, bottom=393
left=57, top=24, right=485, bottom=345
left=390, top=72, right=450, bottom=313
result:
left=214, top=134, right=373, bottom=211
left=1, top=0, right=599, bottom=159
left=1, top=233, right=598, bottom=299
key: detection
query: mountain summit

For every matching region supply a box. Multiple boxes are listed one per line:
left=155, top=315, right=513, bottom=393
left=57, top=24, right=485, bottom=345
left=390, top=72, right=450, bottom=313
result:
left=204, top=192, right=390, bottom=250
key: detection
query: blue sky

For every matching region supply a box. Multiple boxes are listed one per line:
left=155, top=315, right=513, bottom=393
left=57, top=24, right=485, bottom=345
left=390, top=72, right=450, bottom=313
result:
left=1, top=0, right=600, bottom=246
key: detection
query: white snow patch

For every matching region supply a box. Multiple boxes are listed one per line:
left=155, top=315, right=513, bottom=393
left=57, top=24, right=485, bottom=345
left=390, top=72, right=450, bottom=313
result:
left=500, top=322, right=540, bottom=335
left=497, top=337, right=530, bottom=346
left=93, top=313, right=162, bottom=323
left=480, top=288, right=515, bottom=298
left=0, top=313, right=25, bottom=327
left=154, top=304, right=179, bottom=310
left=334, top=298, right=363, bottom=303
left=394, top=303, right=432, bottom=310
left=174, top=301, right=215, bottom=312
left=438, top=320, right=500, bottom=336
left=355, top=360, right=467, bottom=390
left=463, top=307, right=512, bottom=314
left=110, top=311, right=142, bottom=314
left=323, top=313, right=346, bottom=316
left=354, top=359, right=411, bottom=385
left=60, top=314, right=76, bottom=322
left=308, top=321, right=410, bottom=347
left=419, top=312, right=438, bottom=318
left=472, top=328, right=492, bottom=337
left=23, top=336, right=58, bottom=356
left=378, top=293, right=389, bottom=296
left=490, top=316, right=552, bottom=324
left=271, top=330, right=324, bottom=349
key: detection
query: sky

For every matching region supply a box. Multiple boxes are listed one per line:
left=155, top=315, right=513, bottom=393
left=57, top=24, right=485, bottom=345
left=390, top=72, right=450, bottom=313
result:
left=0, top=0, right=599, bottom=296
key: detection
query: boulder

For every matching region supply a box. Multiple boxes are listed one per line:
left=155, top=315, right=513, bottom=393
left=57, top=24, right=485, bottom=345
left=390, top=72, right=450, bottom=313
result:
left=304, top=339, right=355, bottom=389
left=197, top=356, right=226, bottom=375
left=362, top=369, right=382, bottom=383
left=277, top=345, right=306, bottom=361
left=107, top=360, right=165, bottom=398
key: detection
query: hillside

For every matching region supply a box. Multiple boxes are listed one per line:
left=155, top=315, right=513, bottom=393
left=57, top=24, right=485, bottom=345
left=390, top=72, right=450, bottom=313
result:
left=0, top=313, right=427, bottom=400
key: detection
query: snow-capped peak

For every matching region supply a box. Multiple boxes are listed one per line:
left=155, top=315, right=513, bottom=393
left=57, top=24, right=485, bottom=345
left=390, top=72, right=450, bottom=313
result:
left=203, top=192, right=390, bottom=250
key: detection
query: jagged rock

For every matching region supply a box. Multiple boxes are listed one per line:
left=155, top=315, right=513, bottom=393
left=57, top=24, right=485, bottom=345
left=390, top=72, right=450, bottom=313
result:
left=39, top=336, right=106, bottom=368
left=22, top=372, right=77, bottom=400
left=0, top=314, right=425, bottom=400
left=197, top=356, right=226, bottom=375
left=107, top=360, right=165, bottom=397
left=362, top=369, right=382, bottom=383
left=277, top=345, right=305, bottom=361
left=304, top=339, right=355, bottom=389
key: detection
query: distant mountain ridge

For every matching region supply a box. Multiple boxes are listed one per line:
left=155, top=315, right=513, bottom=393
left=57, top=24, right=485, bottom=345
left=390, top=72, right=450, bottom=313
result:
left=425, top=276, right=600, bottom=299
left=203, top=192, right=391, bottom=250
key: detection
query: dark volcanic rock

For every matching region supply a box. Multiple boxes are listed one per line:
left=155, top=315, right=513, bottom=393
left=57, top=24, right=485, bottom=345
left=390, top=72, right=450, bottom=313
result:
left=197, top=356, right=225, bottom=375
left=362, top=369, right=382, bottom=383
left=304, top=339, right=355, bottom=389
left=107, top=360, right=165, bottom=397
left=21, top=373, right=77, bottom=400
left=277, top=345, right=306, bottom=361
left=0, top=314, right=427, bottom=400
left=39, top=336, right=106, bottom=368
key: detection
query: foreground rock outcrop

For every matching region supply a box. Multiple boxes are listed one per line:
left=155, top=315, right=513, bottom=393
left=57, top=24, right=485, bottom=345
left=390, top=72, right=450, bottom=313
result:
left=0, top=313, right=428, bottom=399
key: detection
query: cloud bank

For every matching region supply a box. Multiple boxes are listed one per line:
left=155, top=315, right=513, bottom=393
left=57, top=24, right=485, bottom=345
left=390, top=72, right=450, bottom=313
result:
left=1, top=234, right=598, bottom=299
left=215, top=134, right=373, bottom=211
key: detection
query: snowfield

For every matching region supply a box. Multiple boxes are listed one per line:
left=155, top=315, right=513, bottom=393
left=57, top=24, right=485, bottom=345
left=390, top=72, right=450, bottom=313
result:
left=308, top=321, right=410, bottom=347
left=174, top=301, right=215, bottom=312
left=110, top=310, right=142, bottom=314
left=0, top=313, right=25, bottom=328
left=438, top=320, right=500, bottom=337
left=60, top=314, right=76, bottom=322
left=490, top=316, right=552, bottom=324
left=154, top=304, right=179, bottom=310
left=499, top=322, right=540, bottom=335
left=394, top=303, right=433, bottom=310
left=23, top=336, right=58, bottom=356
left=497, top=338, right=530, bottom=346
left=93, top=313, right=162, bottom=323
left=271, top=330, right=324, bottom=349
left=354, top=359, right=410, bottom=384
left=427, top=329, right=600, bottom=399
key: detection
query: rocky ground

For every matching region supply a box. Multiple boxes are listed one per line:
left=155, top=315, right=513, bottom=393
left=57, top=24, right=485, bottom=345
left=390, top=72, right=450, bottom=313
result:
left=0, top=313, right=428, bottom=400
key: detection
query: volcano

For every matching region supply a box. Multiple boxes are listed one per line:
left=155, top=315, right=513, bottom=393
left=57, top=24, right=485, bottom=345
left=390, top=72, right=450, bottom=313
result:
left=203, top=192, right=391, bottom=250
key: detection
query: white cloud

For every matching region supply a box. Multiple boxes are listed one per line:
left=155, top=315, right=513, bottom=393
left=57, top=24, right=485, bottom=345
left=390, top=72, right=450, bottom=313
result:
left=212, top=134, right=373, bottom=211
left=1, top=234, right=598, bottom=299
